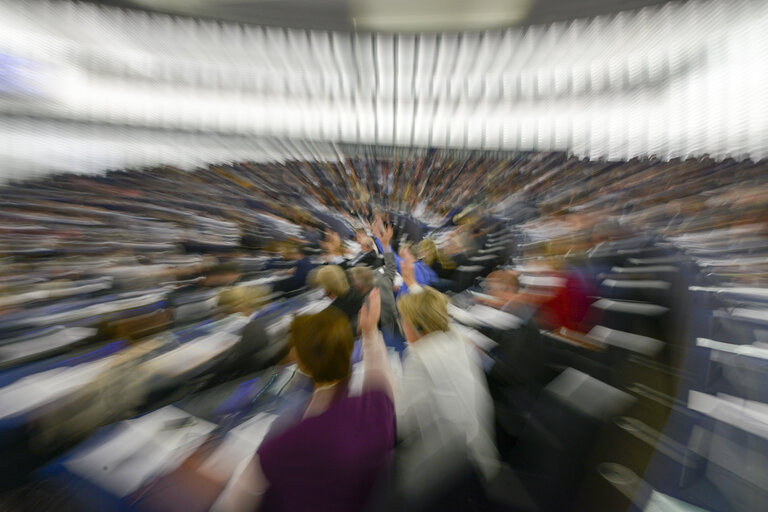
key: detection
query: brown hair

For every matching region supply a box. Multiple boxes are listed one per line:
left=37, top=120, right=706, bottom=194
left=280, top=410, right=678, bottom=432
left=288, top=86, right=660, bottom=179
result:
left=291, top=307, right=354, bottom=384
left=486, top=270, right=519, bottom=294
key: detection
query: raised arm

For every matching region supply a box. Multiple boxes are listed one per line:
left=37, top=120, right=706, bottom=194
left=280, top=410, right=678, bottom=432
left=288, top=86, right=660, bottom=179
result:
left=358, top=288, right=394, bottom=400
left=379, top=225, right=397, bottom=285
left=209, top=455, right=269, bottom=512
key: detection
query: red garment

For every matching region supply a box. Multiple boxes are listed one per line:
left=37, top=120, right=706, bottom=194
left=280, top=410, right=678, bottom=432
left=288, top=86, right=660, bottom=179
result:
left=537, top=271, right=597, bottom=332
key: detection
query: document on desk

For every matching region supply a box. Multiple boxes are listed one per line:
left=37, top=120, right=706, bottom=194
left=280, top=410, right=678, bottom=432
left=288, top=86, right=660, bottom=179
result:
left=0, top=356, right=115, bottom=418
left=0, top=327, right=97, bottom=364
left=295, top=298, right=333, bottom=316
left=447, top=304, right=482, bottom=327
left=201, top=412, right=278, bottom=476
left=453, top=323, right=498, bottom=352
left=142, top=332, right=239, bottom=377
left=643, top=490, right=706, bottom=512
left=65, top=406, right=216, bottom=497
left=467, top=305, right=523, bottom=330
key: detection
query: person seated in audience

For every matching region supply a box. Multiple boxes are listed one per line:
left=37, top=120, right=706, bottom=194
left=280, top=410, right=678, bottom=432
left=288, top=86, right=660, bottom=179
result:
left=418, top=238, right=458, bottom=292
left=474, top=270, right=543, bottom=322
left=395, top=242, right=439, bottom=294
left=215, top=284, right=286, bottom=376
left=320, top=230, right=346, bottom=265
left=212, top=293, right=395, bottom=512
left=312, top=265, right=364, bottom=330
left=347, top=251, right=401, bottom=349
left=372, top=221, right=436, bottom=295
left=266, top=243, right=315, bottom=294
left=166, top=261, right=243, bottom=309
left=442, top=229, right=472, bottom=268
left=536, top=253, right=598, bottom=333
left=396, top=286, right=500, bottom=480
left=472, top=272, right=549, bottom=414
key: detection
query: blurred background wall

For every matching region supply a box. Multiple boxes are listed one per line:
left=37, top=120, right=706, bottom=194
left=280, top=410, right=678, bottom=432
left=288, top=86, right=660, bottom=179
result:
left=0, top=0, right=766, bottom=179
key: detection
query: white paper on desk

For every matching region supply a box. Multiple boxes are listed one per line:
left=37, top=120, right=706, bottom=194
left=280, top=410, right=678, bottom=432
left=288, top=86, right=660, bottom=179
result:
left=30, top=293, right=166, bottom=326
left=0, top=327, right=97, bottom=363
left=295, top=298, right=333, bottom=316
left=467, top=305, right=523, bottom=330
left=239, top=276, right=277, bottom=287
left=447, top=304, right=481, bottom=327
left=142, top=332, right=239, bottom=376
left=0, top=356, right=115, bottom=418
left=201, top=413, right=278, bottom=477
left=212, top=314, right=251, bottom=334
left=453, top=323, right=498, bottom=352
left=698, top=337, right=768, bottom=362
left=643, top=490, right=706, bottom=512
left=65, top=406, right=215, bottom=497
left=688, top=391, right=768, bottom=441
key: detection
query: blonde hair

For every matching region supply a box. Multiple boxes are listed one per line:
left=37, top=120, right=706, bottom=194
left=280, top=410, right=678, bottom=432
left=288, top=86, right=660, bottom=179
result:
left=218, top=284, right=270, bottom=313
left=418, top=238, right=456, bottom=270
left=313, top=265, right=350, bottom=297
left=397, top=286, right=450, bottom=335
left=418, top=238, right=439, bottom=265
left=347, top=266, right=374, bottom=291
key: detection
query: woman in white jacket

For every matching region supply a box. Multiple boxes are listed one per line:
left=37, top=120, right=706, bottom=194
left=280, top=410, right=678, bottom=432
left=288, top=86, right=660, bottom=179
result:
left=396, top=286, right=500, bottom=480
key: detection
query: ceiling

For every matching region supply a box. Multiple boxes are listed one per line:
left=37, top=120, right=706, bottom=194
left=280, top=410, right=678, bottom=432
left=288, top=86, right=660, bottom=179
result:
left=85, top=0, right=676, bottom=32
left=1, top=0, right=765, bottom=178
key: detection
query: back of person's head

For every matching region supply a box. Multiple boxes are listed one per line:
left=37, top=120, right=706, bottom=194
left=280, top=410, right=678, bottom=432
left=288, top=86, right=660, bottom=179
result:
left=485, top=270, right=519, bottom=295
left=291, top=307, right=354, bottom=384
left=417, top=239, right=439, bottom=265
left=218, top=284, right=270, bottom=314
left=313, top=264, right=350, bottom=297
left=397, top=286, right=450, bottom=340
left=347, top=265, right=375, bottom=293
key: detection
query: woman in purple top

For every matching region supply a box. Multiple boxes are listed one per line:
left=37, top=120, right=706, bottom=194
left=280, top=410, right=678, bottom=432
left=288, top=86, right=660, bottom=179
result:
left=212, top=289, right=395, bottom=512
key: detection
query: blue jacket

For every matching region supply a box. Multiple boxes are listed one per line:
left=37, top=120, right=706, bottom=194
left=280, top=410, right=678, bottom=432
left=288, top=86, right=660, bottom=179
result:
left=374, top=238, right=437, bottom=295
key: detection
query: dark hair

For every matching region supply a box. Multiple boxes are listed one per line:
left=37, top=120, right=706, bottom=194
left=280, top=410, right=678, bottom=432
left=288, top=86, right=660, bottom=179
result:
left=291, top=307, right=354, bottom=383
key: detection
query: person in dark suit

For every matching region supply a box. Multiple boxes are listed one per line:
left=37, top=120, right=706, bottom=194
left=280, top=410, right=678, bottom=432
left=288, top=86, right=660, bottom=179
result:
left=267, top=243, right=316, bottom=294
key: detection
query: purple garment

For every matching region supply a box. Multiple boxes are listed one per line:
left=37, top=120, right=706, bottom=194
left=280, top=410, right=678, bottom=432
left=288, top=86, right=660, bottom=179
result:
left=257, top=388, right=395, bottom=512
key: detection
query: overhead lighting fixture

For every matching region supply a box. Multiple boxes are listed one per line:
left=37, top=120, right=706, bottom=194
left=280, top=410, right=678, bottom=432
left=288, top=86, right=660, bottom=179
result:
left=350, top=0, right=533, bottom=32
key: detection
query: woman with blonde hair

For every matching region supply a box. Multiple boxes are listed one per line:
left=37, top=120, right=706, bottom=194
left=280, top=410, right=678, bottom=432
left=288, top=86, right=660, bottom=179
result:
left=396, top=287, right=500, bottom=480
left=417, top=238, right=458, bottom=292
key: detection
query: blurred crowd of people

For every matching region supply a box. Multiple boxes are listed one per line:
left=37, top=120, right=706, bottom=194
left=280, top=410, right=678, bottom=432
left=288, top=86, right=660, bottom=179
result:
left=1, top=150, right=767, bottom=511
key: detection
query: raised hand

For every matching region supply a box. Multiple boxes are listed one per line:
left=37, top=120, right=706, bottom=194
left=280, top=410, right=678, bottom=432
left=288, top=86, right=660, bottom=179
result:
left=359, top=288, right=381, bottom=334
left=380, top=224, right=394, bottom=248
left=401, top=256, right=417, bottom=288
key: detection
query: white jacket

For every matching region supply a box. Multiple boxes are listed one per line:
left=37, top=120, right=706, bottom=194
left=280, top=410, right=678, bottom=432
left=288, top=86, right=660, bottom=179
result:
left=396, top=327, right=500, bottom=479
